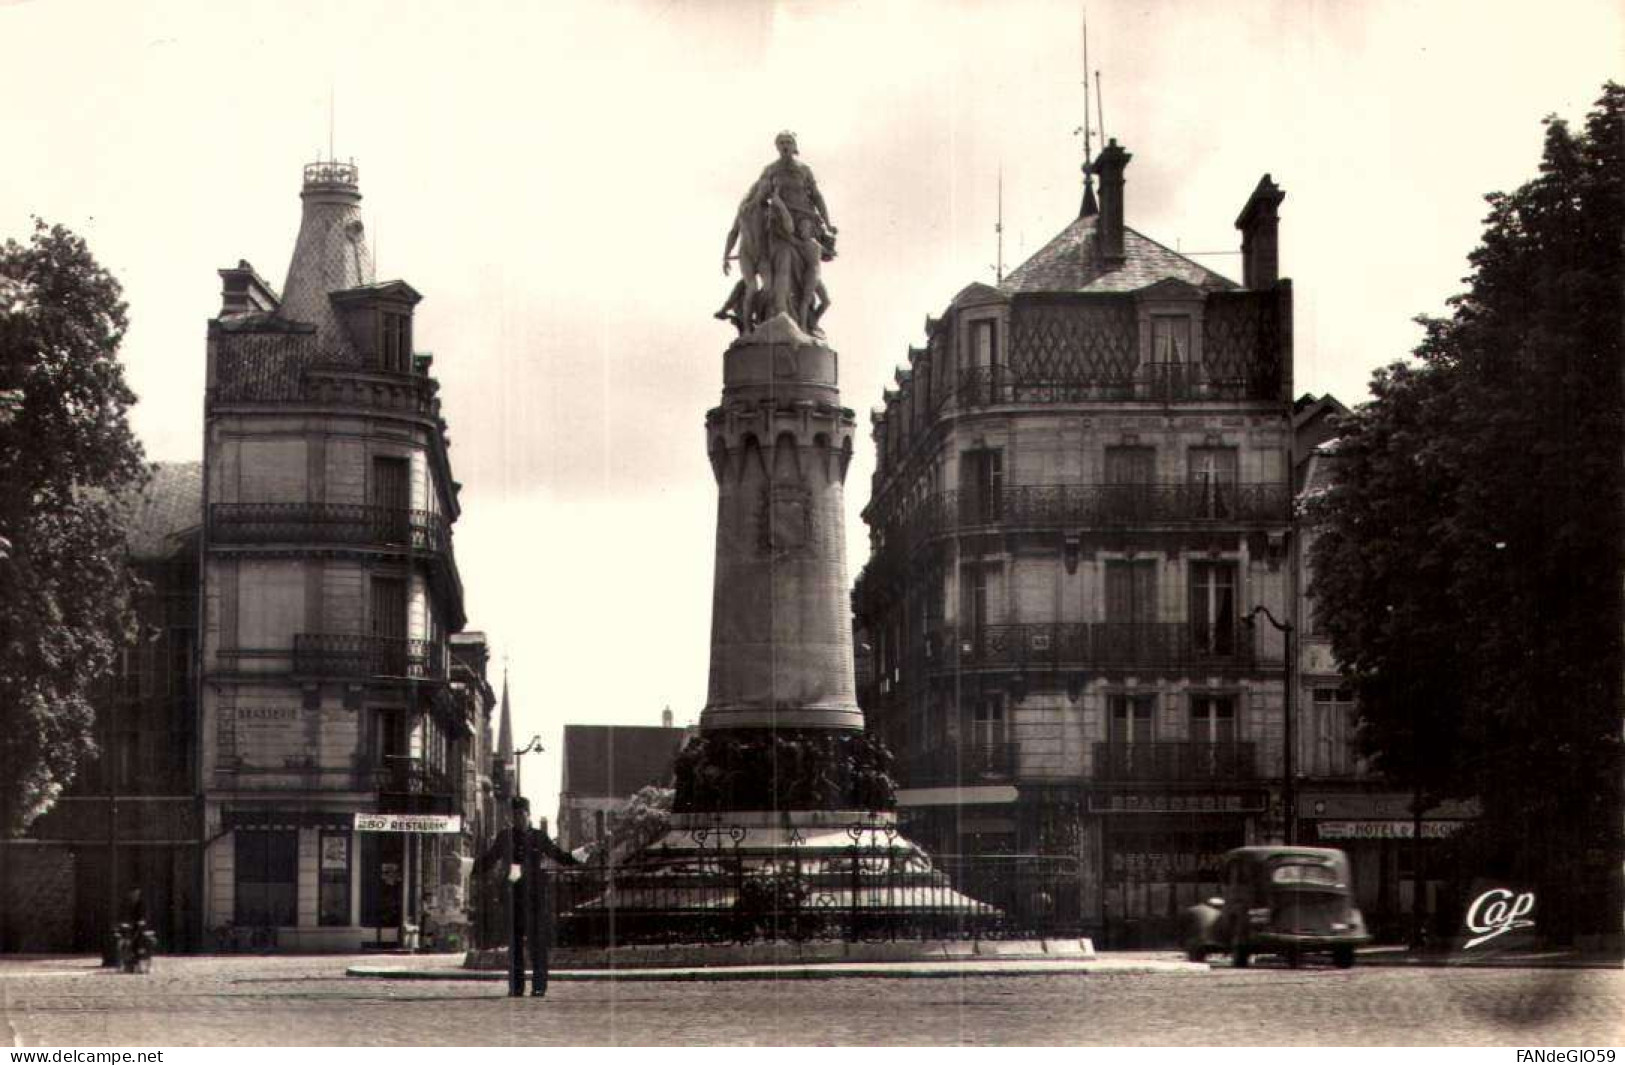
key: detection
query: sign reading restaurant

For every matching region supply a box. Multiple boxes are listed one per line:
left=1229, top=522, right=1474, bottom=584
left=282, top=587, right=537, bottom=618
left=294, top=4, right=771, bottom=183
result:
left=354, top=813, right=463, bottom=834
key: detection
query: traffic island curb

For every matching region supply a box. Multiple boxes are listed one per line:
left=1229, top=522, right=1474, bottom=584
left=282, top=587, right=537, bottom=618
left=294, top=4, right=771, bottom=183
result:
left=346, top=959, right=1210, bottom=982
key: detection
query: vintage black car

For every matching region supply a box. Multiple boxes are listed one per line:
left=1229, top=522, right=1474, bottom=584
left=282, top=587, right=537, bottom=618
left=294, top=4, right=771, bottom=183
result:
left=1183, top=846, right=1370, bottom=967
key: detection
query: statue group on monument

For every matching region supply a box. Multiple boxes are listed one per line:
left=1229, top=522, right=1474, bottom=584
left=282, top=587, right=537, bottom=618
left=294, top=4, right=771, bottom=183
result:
left=716, top=131, right=838, bottom=338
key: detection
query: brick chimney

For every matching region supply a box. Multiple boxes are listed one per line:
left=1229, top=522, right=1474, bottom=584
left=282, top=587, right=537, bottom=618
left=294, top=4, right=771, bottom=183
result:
left=1092, top=139, right=1131, bottom=267
left=217, top=260, right=280, bottom=317
left=1235, top=174, right=1286, bottom=288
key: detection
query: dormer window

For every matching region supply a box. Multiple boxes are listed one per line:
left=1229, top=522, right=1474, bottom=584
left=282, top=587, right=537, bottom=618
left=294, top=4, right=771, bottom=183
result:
left=381, top=312, right=412, bottom=373
left=971, top=319, right=997, bottom=369
left=1151, top=315, right=1191, bottom=364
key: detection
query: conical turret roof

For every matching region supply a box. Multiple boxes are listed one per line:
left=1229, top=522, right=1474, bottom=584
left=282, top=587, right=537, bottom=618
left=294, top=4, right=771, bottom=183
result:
left=279, top=160, right=374, bottom=353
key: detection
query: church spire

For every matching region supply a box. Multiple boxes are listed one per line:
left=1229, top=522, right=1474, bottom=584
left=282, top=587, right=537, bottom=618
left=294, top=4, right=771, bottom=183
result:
left=494, top=666, right=513, bottom=767
left=496, top=666, right=514, bottom=791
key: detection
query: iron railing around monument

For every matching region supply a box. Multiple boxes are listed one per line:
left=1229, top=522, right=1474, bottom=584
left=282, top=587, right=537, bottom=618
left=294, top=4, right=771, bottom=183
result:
left=549, top=821, right=1083, bottom=947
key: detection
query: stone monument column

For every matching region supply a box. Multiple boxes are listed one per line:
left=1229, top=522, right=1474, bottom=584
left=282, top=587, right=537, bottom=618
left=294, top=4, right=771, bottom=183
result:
left=702, top=317, right=861, bottom=733
left=670, top=130, right=894, bottom=821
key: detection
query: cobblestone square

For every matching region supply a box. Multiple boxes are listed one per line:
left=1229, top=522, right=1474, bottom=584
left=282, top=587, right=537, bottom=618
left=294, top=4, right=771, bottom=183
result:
left=3, top=955, right=1621, bottom=1046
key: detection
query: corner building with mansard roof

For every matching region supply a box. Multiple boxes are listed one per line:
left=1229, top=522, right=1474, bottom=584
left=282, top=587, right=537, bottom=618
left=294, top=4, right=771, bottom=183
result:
left=853, top=141, right=1303, bottom=946
left=199, top=161, right=493, bottom=950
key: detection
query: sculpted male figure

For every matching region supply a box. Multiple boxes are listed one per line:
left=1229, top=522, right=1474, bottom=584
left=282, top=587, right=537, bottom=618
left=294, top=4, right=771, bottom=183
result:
left=719, top=131, right=837, bottom=335
left=760, top=131, right=835, bottom=327
left=717, top=176, right=773, bottom=334
left=760, top=131, right=834, bottom=244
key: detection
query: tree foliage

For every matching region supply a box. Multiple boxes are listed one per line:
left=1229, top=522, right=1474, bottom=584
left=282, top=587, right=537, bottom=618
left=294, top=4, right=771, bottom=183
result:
left=583, top=785, right=674, bottom=865
left=1309, top=84, right=1623, bottom=932
left=0, top=221, right=148, bottom=836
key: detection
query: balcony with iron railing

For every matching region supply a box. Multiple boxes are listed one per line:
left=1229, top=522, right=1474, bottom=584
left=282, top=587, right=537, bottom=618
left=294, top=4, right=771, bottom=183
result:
left=292, top=634, right=447, bottom=681
left=1092, top=741, right=1257, bottom=782
left=951, top=362, right=1259, bottom=409
left=210, top=502, right=450, bottom=553
left=905, top=742, right=1020, bottom=787
left=858, top=481, right=1287, bottom=600
left=376, top=755, right=456, bottom=814
left=907, top=481, right=1284, bottom=539
left=926, top=622, right=1256, bottom=674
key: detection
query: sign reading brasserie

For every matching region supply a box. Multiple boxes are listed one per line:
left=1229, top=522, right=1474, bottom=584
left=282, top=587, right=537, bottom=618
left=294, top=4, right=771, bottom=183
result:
left=1088, top=791, right=1267, bottom=814
left=353, top=813, right=462, bottom=834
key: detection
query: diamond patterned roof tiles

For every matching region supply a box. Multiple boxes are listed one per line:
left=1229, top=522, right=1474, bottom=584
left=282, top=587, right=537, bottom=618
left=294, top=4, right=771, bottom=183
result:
left=999, top=213, right=1236, bottom=296
left=278, top=181, right=374, bottom=353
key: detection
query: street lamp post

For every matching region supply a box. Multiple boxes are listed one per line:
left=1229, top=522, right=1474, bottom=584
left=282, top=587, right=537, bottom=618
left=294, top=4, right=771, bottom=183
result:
left=512, top=735, right=543, bottom=812
left=1246, top=605, right=1296, bottom=846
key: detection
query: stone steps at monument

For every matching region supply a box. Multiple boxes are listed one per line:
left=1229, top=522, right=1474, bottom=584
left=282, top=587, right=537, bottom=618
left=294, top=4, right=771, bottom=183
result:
left=465, top=938, right=1096, bottom=971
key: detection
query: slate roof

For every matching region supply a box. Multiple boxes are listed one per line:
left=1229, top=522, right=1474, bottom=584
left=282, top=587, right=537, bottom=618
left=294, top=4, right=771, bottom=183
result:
left=1000, top=214, right=1236, bottom=296
left=559, top=724, right=686, bottom=799
left=277, top=178, right=374, bottom=357
left=120, top=462, right=203, bottom=560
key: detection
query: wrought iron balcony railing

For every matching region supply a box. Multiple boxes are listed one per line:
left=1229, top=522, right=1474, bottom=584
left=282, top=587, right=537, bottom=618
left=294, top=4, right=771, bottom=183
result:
left=1093, top=741, right=1257, bottom=782
left=375, top=756, right=454, bottom=796
left=375, top=755, right=456, bottom=814
left=210, top=503, right=449, bottom=553
left=905, top=742, right=1020, bottom=787
left=927, top=622, right=1255, bottom=673
left=858, top=482, right=1286, bottom=600
left=292, top=634, right=446, bottom=680
left=953, top=363, right=1253, bottom=408
left=913, top=482, right=1286, bottom=534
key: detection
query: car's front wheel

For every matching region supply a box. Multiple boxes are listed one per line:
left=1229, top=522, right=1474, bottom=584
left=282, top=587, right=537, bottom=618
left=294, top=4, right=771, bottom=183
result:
left=1232, top=946, right=1251, bottom=968
left=1186, top=944, right=1208, bottom=963
left=1333, top=946, right=1355, bottom=969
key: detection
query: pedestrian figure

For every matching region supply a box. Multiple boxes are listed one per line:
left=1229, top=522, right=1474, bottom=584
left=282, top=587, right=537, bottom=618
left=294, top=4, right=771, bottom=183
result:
left=487, top=797, right=576, bottom=997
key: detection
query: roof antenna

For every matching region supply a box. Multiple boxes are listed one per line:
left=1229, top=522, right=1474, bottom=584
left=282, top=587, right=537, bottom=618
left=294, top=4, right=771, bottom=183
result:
left=994, top=165, right=1005, bottom=283
left=1074, top=12, right=1098, bottom=218
left=1095, top=69, right=1106, bottom=153
left=328, top=82, right=335, bottom=162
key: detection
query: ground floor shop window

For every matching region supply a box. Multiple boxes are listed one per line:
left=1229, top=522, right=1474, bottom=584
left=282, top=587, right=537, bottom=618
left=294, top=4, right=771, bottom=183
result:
left=359, top=832, right=404, bottom=928
left=1101, top=825, right=1242, bottom=946
left=319, top=832, right=351, bottom=926
left=235, top=830, right=297, bottom=927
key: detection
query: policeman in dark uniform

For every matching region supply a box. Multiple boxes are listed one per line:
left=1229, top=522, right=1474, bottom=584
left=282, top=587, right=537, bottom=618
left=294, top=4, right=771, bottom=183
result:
left=490, top=797, right=575, bottom=997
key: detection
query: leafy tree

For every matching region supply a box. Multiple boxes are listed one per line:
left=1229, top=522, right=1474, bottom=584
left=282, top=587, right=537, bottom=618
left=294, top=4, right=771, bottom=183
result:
left=1310, top=84, right=1623, bottom=939
left=583, top=785, right=674, bottom=865
left=0, top=222, right=148, bottom=836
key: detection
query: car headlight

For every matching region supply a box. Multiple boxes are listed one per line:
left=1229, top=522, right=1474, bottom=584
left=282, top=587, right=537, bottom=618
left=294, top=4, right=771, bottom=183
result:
left=1248, top=907, right=1271, bottom=924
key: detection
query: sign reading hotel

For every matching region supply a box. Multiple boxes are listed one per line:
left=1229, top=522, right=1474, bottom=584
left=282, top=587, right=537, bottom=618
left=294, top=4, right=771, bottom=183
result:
left=1318, top=820, right=1466, bottom=840
left=354, top=813, right=462, bottom=834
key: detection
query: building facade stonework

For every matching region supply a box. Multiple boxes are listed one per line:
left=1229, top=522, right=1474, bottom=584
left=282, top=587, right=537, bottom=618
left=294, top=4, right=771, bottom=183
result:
left=197, top=161, right=488, bottom=950
left=853, top=144, right=1306, bottom=946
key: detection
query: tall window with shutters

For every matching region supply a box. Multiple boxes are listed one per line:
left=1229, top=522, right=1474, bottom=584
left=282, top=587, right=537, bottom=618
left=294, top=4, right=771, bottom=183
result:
left=959, top=449, right=1003, bottom=524
left=1190, top=694, right=1237, bottom=743
left=380, top=312, right=412, bottom=374
left=1188, top=561, right=1237, bottom=657
left=1105, top=559, right=1158, bottom=663
left=370, top=456, right=410, bottom=544
left=1104, top=446, right=1155, bottom=520
left=1150, top=315, right=1194, bottom=398
left=1188, top=447, right=1239, bottom=519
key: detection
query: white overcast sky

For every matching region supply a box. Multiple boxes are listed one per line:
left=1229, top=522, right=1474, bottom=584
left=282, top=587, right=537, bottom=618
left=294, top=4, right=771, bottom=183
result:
left=2, top=0, right=1618, bottom=822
